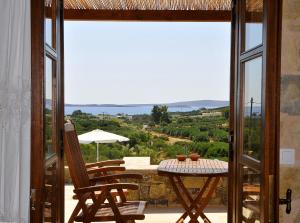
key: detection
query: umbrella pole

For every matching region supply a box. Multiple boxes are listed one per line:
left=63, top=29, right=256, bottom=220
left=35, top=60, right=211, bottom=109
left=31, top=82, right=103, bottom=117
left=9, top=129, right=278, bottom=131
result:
left=97, top=143, right=99, bottom=162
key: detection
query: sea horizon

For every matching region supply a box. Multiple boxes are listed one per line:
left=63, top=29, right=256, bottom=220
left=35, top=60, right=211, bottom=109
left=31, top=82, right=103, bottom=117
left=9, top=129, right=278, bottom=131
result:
left=63, top=99, right=229, bottom=115
left=64, top=105, right=214, bottom=116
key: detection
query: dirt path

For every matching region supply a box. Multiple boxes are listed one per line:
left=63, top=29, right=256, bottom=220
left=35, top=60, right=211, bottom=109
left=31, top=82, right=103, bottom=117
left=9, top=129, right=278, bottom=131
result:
left=149, top=131, right=192, bottom=144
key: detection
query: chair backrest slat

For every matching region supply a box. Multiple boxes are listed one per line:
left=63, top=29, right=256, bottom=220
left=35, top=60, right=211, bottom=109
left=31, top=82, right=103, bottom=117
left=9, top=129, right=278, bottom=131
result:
left=64, top=121, right=90, bottom=189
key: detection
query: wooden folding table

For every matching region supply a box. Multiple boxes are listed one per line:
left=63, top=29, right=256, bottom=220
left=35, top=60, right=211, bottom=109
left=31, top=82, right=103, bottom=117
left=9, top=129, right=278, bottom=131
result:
left=157, top=159, right=228, bottom=223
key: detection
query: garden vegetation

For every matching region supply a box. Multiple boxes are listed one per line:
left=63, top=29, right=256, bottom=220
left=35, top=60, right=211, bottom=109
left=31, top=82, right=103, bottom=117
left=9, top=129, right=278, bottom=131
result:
left=67, top=106, right=230, bottom=164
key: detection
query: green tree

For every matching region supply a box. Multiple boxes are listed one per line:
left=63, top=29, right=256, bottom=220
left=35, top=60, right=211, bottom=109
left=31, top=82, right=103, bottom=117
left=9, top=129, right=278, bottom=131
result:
left=151, top=105, right=171, bottom=124
left=160, top=105, right=171, bottom=124
left=71, top=110, right=83, bottom=116
left=151, top=105, right=162, bottom=124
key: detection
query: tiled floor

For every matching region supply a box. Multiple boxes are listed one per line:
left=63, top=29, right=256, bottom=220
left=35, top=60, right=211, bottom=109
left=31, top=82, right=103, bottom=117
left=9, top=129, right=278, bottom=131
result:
left=65, top=185, right=227, bottom=223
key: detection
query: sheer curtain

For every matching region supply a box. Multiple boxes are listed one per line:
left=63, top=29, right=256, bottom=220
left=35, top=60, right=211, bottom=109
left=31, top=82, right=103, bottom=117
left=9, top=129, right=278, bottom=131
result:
left=0, top=0, right=31, bottom=222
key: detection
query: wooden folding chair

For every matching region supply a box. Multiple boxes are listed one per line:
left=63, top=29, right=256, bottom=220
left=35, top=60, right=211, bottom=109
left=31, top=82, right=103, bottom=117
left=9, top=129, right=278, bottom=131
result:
left=85, top=159, right=125, bottom=178
left=64, top=121, right=146, bottom=223
left=72, top=159, right=127, bottom=201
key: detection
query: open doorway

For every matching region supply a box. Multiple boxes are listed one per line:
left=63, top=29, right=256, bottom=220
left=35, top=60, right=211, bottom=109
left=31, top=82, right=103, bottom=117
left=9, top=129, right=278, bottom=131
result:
left=64, top=21, right=231, bottom=222
left=29, top=0, right=284, bottom=222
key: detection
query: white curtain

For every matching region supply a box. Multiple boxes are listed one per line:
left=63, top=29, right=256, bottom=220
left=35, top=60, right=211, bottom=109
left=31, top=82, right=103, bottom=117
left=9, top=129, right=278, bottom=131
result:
left=0, top=0, right=31, bottom=222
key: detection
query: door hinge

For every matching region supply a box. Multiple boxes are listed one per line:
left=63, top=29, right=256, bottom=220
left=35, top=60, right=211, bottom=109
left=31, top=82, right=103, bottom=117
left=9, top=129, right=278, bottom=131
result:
left=228, top=131, right=234, bottom=161
left=30, top=189, right=37, bottom=211
left=279, top=189, right=292, bottom=214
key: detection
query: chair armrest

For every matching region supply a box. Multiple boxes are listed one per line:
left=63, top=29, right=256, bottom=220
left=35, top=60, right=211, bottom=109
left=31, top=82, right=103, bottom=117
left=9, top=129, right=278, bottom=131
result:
left=74, top=183, right=139, bottom=194
left=90, top=173, right=143, bottom=183
left=85, top=160, right=125, bottom=168
left=87, top=166, right=126, bottom=174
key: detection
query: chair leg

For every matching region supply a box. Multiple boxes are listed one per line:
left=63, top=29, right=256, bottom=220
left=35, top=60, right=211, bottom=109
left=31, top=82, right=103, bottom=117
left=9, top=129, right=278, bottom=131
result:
left=68, top=201, right=81, bottom=223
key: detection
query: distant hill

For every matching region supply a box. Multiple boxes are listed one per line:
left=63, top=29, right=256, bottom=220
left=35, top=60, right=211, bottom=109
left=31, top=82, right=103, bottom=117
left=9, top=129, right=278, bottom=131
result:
left=165, top=100, right=229, bottom=108
left=64, top=100, right=229, bottom=108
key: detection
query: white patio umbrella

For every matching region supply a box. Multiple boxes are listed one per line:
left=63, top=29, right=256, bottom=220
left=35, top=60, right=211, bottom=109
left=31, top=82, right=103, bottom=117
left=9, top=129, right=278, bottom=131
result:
left=78, top=129, right=129, bottom=162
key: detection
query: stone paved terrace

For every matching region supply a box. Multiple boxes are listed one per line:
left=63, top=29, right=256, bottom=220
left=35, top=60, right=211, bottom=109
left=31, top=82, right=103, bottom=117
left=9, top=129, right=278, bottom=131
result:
left=65, top=185, right=227, bottom=223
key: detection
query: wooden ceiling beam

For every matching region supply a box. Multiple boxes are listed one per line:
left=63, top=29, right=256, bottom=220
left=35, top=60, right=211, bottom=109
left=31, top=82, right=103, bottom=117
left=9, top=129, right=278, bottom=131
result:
left=64, top=9, right=231, bottom=22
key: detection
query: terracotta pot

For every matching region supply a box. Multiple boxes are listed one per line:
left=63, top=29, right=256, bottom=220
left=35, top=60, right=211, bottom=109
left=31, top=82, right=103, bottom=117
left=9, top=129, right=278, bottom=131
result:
left=176, top=154, right=186, bottom=161
left=189, top=153, right=200, bottom=161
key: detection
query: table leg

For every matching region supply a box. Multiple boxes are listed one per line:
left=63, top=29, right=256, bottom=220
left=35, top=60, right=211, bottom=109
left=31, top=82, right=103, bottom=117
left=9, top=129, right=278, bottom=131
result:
left=170, top=175, right=221, bottom=223
left=178, top=177, right=213, bottom=221
left=192, top=177, right=221, bottom=221
left=176, top=183, right=211, bottom=223
left=168, top=176, right=197, bottom=222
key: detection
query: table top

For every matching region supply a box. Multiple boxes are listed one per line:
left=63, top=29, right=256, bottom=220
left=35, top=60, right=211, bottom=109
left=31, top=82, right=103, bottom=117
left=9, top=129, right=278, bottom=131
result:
left=157, top=158, right=228, bottom=177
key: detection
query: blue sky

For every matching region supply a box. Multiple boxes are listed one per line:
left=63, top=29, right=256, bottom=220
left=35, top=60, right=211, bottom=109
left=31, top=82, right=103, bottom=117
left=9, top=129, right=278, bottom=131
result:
left=64, top=22, right=231, bottom=104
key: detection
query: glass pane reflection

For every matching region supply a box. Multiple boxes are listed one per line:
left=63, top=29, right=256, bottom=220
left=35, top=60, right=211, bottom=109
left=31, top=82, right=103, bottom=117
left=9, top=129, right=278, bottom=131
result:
left=43, top=160, right=57, bottom=222
left=245, top=0, right=263, bottom=51
left=242, top=165, right=261, bottom=222
left=44, top=57, right=57, bottom=222
left=45, top=57, right=54, bottom=158
left=243, top=57, right=262, bottom=160
left=45, top=18, right=52, bottom=46
left=45, top=0, right=55, bottom=48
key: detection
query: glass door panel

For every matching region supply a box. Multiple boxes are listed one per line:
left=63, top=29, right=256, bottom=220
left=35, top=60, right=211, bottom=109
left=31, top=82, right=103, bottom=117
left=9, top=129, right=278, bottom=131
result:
left=45, top=57, right=55, bottom=158
left=42, top=0, right=61, bottom=221
left=43, top=56, right=58, bottom=223
left=242, top=57, right=262, bottom=160
left=239, top=56, right=263, bottom=223
left=231, top=0, right=280, bottom=222
left=232, top=0, right=280, bottom=222
left=243, top=0, right=263, bottom=51
left=45, top=0, right=56, bottom=49
left=31, top=0, right=63, bottom=221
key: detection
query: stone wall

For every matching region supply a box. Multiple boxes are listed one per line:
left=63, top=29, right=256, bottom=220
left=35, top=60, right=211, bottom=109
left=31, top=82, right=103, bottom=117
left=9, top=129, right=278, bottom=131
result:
left=279, top=0, right=300, bottom=222
left=65, top=166, right=228, bottom=208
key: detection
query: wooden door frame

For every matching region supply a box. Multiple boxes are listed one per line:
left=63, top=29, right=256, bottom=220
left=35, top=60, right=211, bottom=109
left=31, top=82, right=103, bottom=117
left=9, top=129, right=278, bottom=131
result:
left=228, top=1, right=238, bottom=222
left=264, top=1, right=282, bottom=221
left=31, top=0, right=45, bottom=221
left=32, top=5, right=234, bottom=223
left=30, top=0, right=65, bottom=222
left=229, top=0, right=282, bottom=222
left=30, top=1, right=282, bottom=222
left=58, top=1, right=65, bottom=221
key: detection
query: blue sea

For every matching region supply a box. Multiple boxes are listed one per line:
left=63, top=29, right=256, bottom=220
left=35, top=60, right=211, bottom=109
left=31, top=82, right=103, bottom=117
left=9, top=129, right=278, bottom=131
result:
left=65, top=105, right=203, bottom=116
